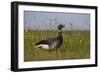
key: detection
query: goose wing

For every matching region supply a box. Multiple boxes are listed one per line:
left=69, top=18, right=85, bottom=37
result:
left=35, top=40, right=49, bottom=46
left=35, top=37, right=58, bottom=45
left=35, top=37, right=59, bottom=49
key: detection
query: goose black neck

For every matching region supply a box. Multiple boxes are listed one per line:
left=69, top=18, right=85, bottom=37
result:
left=58, top=29, right=63, bottom=39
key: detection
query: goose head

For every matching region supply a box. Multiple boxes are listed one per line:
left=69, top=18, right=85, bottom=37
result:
left=58, top=24, right=65, bottom=30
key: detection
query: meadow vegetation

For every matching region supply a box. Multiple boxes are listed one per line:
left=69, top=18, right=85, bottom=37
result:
left=24, top=30, right=90, bottom=61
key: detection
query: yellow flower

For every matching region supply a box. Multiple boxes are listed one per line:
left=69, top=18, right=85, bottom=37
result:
left=80, top=40, right=82, bottom=43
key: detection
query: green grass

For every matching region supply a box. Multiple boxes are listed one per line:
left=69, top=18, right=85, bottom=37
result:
left=24, top=30, right=90, bottom=61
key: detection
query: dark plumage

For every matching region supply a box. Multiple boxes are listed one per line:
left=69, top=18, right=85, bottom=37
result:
left=35, top=24, right=64, bottom=50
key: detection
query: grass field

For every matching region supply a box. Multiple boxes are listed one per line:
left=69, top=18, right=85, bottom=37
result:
left=24, top=30, right=90, bottom=62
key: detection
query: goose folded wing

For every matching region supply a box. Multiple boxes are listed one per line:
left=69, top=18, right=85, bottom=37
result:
left=35, top=40, right=49, bottom=45
left=35, top=37, right=58, bottom=46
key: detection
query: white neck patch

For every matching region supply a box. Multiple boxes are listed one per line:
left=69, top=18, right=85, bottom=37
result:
left=58, top=30, right=61, bottom=32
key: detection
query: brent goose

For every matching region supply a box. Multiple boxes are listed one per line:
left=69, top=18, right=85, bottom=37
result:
left=35, top=24, right=64, bottom=50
